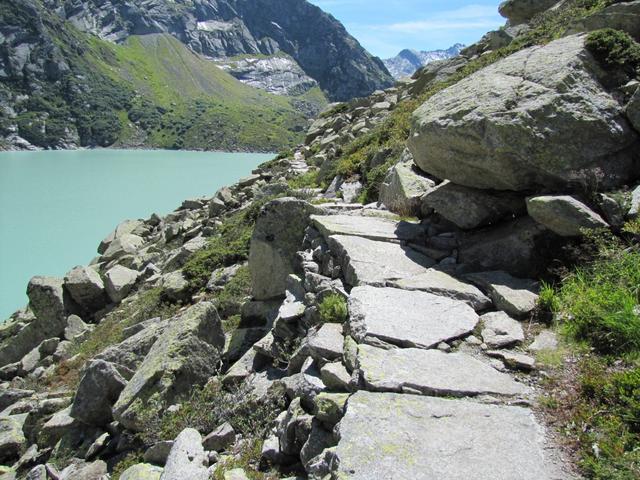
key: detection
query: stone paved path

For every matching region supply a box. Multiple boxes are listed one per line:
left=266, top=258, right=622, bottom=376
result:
left=313, top=211, right=572, bottom=479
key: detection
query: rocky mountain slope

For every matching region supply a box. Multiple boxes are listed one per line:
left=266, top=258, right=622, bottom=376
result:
left=0, top=0, right=392, bottom=151
left=1, top=0, right=640, bottom=479
left=383, top=44, right=465, bottom=79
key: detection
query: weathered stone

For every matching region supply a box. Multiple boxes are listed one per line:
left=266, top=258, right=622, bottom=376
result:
left=70, top=360, right=126, bottom=427
left=572, top=0, right=640, bottom=40
left=161, top=271, right=190, bottom=303
left=58, top=461, right=107, bottom=480
left=459, top=217, right=546, bottom=277
left=311, top=215, right=423, bottom=244
left=529, top=330, right=559, bottom=352
left=466, top=271, right=539, bottom=317
left=144, top=441, right=174, bottom=466
left=314, top=393, right=349, bottom=426
left=0, top=389, right=34, bottom=411
left=527, top=195, right=609, bottom=237
left=0, top=278, right=67, bottom=368
left=481, top=312, right=525, bottom=349
left=299, top=420, right=334, bottom=469
left=102, top=234, right=144, bottom=262
left=487, top=350, right=536, bottom=371
left=348, top=286, right=478, bottom=349
left=320, top=362, right=352, bottom=392
left=104, top=265, right=140, bottom=303
left=280, top=371, right=326, bottom=407
left=114, top=303, right=224, bottom=431
left=421, top=181, right=525, bottom=229
left=63, top=266, right=107, bottom=312
left=39, top=406, right=75, bottom=446
left=99, top=220, right=144, bottom=254
left=499, top=0, right=557, bottom=25
left=26, top=465, right=46, bottom=480
left=331, top=391, right=568, bottom=479
left=206, top=264, right=243, bottom=292
left=161, top=429, right=208, bottom=480
left=203, top=422, right=236, bottom=452
left=0, top=414, right=27, bottom=463
left=327, top=235, right=434, bottom=287
left=390, top=269, right=491, bottom=311
left=250, top=198, right=318, bottom=300
left=97, top=319, right=167, bottom=373
left=379, top=152, right=436, bottom=216
left=64, top=315, right=90, bottom=341
left=339, top=181, right=363, bottom=204
left=120, top=463, right=163, bottom=480
left=357, top=344, right=528, bottom=397
left=308, top=323, right=344, bottom=362
left=409, top=35, right=638, bottom=192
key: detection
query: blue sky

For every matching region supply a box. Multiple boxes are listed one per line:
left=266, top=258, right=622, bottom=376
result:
left=308, top=0, right=505, bottom=58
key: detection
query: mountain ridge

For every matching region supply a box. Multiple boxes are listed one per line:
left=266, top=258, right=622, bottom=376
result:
left=384, top=43, right=465, bottom=79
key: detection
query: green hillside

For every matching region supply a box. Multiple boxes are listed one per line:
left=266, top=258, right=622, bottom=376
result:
left=1, top=2, right=326, bottom=151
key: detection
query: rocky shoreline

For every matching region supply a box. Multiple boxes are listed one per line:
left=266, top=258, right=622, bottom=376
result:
left=1, top=1, right=640, bottom=479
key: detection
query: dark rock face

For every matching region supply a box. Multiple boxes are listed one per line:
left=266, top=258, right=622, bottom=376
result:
left=55, top=0, right=394, bottom=101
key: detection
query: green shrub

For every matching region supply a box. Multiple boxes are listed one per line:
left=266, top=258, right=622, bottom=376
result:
left=551, top=250, right=640, bottom=354
left=318, top=293, right=349, bottom=324
left=586, top=28, right=640, bottom=76
left=288, top=170, right=320, bottom=189
left=214, top=266, right=251, bottom=317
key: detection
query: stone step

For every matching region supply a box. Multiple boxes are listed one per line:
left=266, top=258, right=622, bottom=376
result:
left=311, top=214, right=424, bottom=243
left=389, top=268, right=492, bottom=311
left=348, top=286, right=479, bottom=349
left=357, top=344, right=529, bottom=397
left=327, top=235, right=435, bottom=287
left=330, top=391, right=571, bottom=480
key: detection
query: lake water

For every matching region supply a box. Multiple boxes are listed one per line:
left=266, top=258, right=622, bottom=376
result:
left=0, top=149, right=271, bottom=320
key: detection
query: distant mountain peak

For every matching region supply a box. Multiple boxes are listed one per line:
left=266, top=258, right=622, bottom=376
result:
left=384, top=44, right=465, bottom=79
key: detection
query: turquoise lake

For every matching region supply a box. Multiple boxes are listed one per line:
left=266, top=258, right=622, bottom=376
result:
left=0, top=149, right=271, bottom=320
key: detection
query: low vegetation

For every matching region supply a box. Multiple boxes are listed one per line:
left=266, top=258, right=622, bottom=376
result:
left=318, top=293, right=349, bottom=324
left=586, top=28, right=640, bottom=77
left=538, top=225, right=640, bottom=478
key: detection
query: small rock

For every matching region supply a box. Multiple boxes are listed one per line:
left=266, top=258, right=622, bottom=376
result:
left=104, top=266, right=140, bottom=303
left=487, top=350, right=536, bottom=371
left=144, top=441, right=174, bottom=466
left=224, top=468, right=249, bottom=480
left=320, top=362, right=352, bottom=392
left=480, top=312, right=525, bottom=349
left=314, top=393, right=349, bottom=427
left=119, top=463, right=163, bottom=480
left=202, top=423, right=236, bottom=452
left=308, top=323, right=344, bottom=362
left=528, top=331, right=559, bottom=352
left=527, top=195, right=609, bottom=237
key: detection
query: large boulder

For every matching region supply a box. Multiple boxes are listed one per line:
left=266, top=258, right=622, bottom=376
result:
left=408, top=35, right=639, bottom=192
left=527, top=195, right=609, bottom=237
left=120, top=464, right=163, bottom=480
left=113, top=303, right=224, bottom=431
left=379, top=151, right=436, bottom=216
left=70, top=360, right=127, bottom=427
left=63, top=266, right=108, bottom=313
left=572, top=0, right=640, bottom=40
left=421, top=181, right=525, bottom=229
left=498, top=0, right=558, bottom=25
left=0, top=277, right=68, bottom=367
left=0, top=414, right=27, bottom=464
left=250, top=198, right=318, bottom=300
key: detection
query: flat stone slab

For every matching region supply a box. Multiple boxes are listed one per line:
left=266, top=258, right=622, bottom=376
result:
left=332, top=391, right=570, bottom=480
left=312, top=215, right=423, bottom=243
left=357, top=344, right=528, bottom=397
left=390, top=269, right=491, bottom=311
left=466, top=271, right=539, bottom=317
left=348, top=286, right=479, bottom=349
left=328, top=235, right=435, bottom=287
